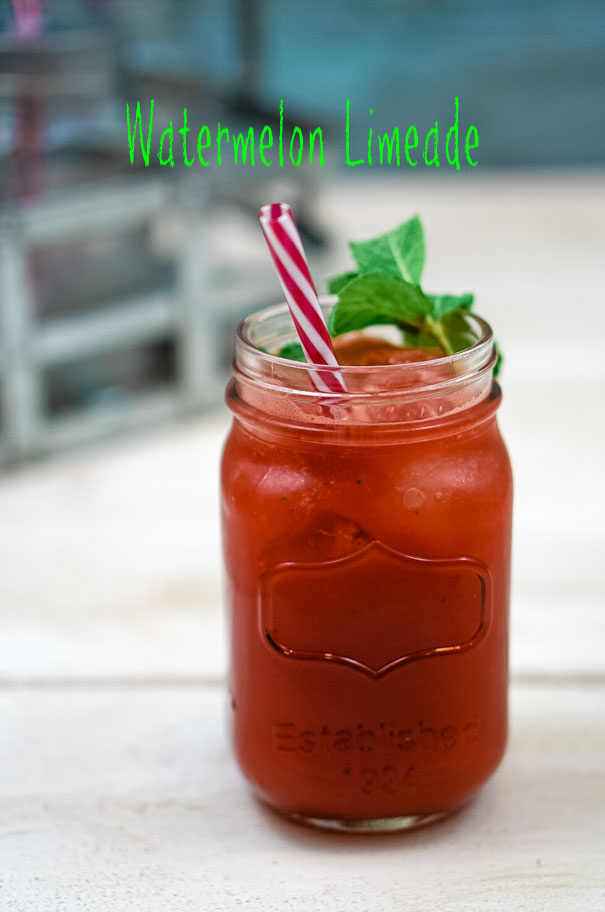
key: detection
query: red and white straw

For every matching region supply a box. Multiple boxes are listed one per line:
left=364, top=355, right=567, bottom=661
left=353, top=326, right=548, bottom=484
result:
left=259, top=203, right=346, bottom=394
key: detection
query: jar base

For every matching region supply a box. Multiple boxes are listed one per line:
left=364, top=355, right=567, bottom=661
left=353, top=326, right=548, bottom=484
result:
left=282, top=808, right=453, bottom=834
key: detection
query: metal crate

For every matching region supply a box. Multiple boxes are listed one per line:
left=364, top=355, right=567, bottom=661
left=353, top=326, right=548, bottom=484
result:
left=0, top=173, right=218, bottom=466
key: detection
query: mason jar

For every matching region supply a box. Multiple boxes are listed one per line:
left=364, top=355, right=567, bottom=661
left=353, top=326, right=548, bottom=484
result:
left=221, top=299, right=513, bottom=832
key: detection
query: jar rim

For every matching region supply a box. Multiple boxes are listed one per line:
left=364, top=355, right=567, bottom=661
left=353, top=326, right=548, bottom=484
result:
left=235, top=297, right=494, bottom=395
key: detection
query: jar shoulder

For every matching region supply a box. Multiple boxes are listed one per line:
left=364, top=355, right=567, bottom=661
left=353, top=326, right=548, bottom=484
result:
left=222, top=417, right=512, bottom=498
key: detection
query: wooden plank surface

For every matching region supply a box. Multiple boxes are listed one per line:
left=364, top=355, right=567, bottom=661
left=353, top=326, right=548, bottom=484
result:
left=1, top=682, right=603, bottom=911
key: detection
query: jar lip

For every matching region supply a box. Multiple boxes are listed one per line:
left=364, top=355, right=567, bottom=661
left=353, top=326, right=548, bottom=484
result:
left=236, top=297, right=494, bottom=388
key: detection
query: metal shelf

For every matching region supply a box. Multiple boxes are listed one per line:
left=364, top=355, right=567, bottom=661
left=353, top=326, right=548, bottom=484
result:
left=34, top=290, right=178, bottom=367
left=40, top=388, right=185, bottom=455
left=0, top=174, right=214, bottom=467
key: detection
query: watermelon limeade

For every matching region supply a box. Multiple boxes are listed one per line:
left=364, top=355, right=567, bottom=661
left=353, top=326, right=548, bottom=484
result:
left=221, top=304, right=512, bottom=831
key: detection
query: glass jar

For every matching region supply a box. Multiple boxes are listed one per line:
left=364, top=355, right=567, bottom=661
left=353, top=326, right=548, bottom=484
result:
left=221, top=300, right=513, bottom=832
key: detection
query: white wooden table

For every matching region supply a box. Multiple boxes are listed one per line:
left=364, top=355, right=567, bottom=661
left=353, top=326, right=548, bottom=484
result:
left=2, top=174, right=604, bottom=910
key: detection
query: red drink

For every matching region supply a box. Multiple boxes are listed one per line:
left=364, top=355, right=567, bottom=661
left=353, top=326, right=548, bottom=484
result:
left=221, top=303, right=512, bottom=831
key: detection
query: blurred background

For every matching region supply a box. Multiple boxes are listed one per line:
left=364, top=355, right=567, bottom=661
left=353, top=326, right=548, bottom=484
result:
left=0, top=0, right=604, bottom=682
left=0, top=0, right=604, bottom=464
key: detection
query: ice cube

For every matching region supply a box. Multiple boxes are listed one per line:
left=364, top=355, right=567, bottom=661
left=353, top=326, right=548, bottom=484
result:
left=306, top=512, right=370, bottom=561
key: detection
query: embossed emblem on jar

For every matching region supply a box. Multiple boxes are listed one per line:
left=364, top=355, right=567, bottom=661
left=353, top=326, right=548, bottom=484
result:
left=259, top=541, right=491, bottom=679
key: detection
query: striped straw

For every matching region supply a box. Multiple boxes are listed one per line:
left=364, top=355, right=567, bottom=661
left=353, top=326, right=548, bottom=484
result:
left=259, top=202, right=347, bottom=395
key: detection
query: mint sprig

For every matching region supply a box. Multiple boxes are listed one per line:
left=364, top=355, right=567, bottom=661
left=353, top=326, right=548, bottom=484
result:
left=327, top=215, right=482, bottom=359
left=277, top=215, right=501, bottom=374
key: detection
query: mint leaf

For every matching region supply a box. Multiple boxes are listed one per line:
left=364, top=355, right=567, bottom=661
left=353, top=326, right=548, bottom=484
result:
left=328, top=270, right=358, bottom=294
left=277, top=341, right=305, bottom=361
left=425, top=310, right=476, bottom=356
left=428, top=292, right=474, bottom=320
left=400, top=327, right=442, bottom=349
left=328, top=273, right=432, bottom=336
left=349, top=215, right=425, bottom=285
left=390, top=215, right=425, bottom=284
left=494, top=340, right=503, bottom=377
